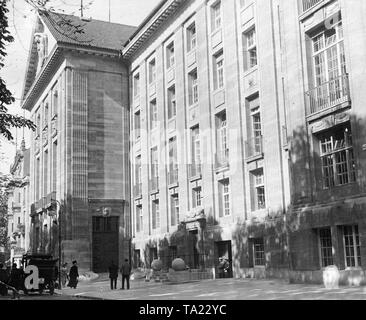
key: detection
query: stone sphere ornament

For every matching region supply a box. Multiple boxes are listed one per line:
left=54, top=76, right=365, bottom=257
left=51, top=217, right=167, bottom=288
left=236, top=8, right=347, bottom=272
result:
left=172, top=258, right=186, bottom=271
left=151, top=259, right=163, bottom=271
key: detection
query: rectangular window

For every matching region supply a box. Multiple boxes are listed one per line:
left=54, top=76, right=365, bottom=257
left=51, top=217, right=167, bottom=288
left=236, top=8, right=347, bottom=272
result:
left=52, top=141, right=57, bottom=192
left=192, top=187, right=202, bottom=208
left=243, top=28, right=257, bottom=71
left=44, top=150, right=48, bottom=194
left=149, top=99, right=158, bottom=130
left=318, top=228, right=334, bottom=267
left=216, top=112, right=228, bottom=166
left=188, top=69, right=198, bottom=106
left=134, top=111, right=141, bottom=140
left=214, top=52, right=224, bottom=90
left=187, top=22, right=197, bottom=52
left=133, top=73, right=140, bottom=98
left=152, top=199, right=160, bottom=230
left=191, top=126, right=201, bottom=175
left=135, top=155, right=142, bottom=186
left=220, top=179, right=230, bottom=217
left=212, top=2, right=222, bottom=31
left=166, top=42, right=175, bottom=69
left=250, top=168, right=266, bottom=211
left=253, top=238, right=265, bottom=266
left=136, top=205, right=143, bottom=233
left=167, top=86, right=176, bottom=119
left=36, top=157, right=40, bottom=199
left=150, top=147, right=159, bottom=191
left=319, top=123, right=356, bottom=189
left=343, top=225, right=361, bottom=268
left=170, top=194, right=179, bottom=226
left=43, top=102, right=49, bottom=128
left=149, top=59, right=156, bottom=84
left=169, top=137, right=178, bottom=185
left=52, top=88, right=58, bottom=117
left=150, top=147, right=158, bottom=178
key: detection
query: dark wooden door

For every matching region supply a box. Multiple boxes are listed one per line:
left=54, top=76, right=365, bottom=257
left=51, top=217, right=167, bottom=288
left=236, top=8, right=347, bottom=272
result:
left=215, top=240, right=233, bottom=278
left=92, top=217, right=119, bottom=273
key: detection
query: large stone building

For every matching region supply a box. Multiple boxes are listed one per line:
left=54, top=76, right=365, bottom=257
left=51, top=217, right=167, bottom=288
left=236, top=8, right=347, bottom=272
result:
left=20, top=0, right=366, bottom=282
left=7, top=141, right=30, bottom=266
left=21, top=11, right=136, bottom=272
left=125, top=0, right=366, bottom=284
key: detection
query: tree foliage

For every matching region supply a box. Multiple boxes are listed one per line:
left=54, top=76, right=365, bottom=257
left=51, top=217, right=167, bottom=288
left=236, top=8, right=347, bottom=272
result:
left=0, top=189, right=9, bottom=250
left=0, top=0, right=36, bottom=141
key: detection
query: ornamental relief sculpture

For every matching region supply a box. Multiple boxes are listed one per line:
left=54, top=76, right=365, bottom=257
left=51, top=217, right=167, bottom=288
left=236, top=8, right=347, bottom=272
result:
left=34, top=32, right=48, bottom=75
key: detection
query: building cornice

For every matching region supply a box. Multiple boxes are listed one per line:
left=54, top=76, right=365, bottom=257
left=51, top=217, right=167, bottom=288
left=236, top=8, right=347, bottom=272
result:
left=122, top=0, right=185, bottom=60
left=21, top=44, right=122, bottom=112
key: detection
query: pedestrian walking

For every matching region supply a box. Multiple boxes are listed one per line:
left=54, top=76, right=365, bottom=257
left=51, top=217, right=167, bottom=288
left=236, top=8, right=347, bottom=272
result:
left=0, top=263, right=9, bottom=296
left=108, top=261, right=119, bottom=290
left=68, top=260, right=79, bottom=289
left=120, top=258, right=131, bottom=290
left=60, top=263, right=69, bottom=288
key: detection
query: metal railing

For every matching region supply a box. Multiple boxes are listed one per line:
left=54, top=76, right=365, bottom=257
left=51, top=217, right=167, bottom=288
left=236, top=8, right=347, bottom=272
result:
left=215, top=150, right=229, bottom=169
left=300, top=0, right=323, bottom=13
left=189, top=163, right=202, bottom=178
left=168, top=165, right=179, bottom=185
left=305, top=74, right=350, bottom=116
left=149, top=176, right=159, bottom=192
left=245, top=136, right=263, bottom=159
left=134, top=183, right=142, bottom=197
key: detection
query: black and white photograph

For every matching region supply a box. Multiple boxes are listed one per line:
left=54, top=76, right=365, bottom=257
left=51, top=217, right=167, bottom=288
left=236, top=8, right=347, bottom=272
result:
left=1, top=0, right=366, bottom=311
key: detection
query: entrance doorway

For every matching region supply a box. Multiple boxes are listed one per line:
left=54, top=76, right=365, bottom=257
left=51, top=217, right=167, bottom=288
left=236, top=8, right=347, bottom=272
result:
left=215, top=240, right=233, bottom=278
left=92, top=216, right=119, bottom=273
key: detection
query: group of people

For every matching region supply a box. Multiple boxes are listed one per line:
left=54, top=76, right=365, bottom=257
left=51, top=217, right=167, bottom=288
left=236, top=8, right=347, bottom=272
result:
left=108, top=259, right=132, bottom=290
left=60, top=260, right=79, bottom=289
left=217, top=257, right=230, bottom=278
left=0, top=262, right=26, bottom=296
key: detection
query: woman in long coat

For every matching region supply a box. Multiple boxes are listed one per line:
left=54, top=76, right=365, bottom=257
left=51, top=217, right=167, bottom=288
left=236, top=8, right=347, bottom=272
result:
left=68, top=261, right=79, bottom=289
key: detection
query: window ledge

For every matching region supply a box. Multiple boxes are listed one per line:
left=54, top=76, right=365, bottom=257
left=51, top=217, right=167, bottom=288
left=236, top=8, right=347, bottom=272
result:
left=246, top=153, right=264, bottom=164
left=243, top=66, right=258, bottom=78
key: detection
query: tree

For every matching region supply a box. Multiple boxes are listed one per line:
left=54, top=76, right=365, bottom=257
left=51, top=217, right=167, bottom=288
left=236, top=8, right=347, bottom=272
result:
left=0, top=0, right=36, bottom=141
left=0, top=190, right=9, bottom=252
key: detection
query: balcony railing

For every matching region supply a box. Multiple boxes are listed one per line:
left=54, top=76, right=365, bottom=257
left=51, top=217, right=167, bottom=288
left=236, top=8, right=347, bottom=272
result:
left=133, top=183, right=142, bottom=197
left=300, top=0, right=323, bottom=14
left=168, top=165, right=179, bottom=185
left=215, top=150, right=229, bottom=169
left=189, top=163, right=202, bottom=178
left=245, top=136, right=263, bottom=159
left=149, top=176, right=159, bottom=192
left=305, top=74, right=350, bottom=117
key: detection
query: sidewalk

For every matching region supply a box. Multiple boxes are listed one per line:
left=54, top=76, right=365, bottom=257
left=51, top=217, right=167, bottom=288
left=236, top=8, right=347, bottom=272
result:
left=56, top=276, right=366, bottom=300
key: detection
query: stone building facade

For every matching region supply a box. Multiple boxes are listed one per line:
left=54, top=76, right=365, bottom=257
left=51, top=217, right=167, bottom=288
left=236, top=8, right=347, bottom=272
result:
left=21, top=12, right=135, bottom=272
left=7, top=141, right=30, bottom=266
left=125, top=0, right=366, bottom=284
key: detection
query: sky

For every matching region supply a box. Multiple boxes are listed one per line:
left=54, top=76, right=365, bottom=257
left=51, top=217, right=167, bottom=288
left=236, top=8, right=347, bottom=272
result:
left=0, top=0, right=161, bottom=174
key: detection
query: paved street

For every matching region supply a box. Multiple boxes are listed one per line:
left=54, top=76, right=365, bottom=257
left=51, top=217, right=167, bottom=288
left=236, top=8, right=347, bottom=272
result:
left=53, top=277, right=366, bottom=300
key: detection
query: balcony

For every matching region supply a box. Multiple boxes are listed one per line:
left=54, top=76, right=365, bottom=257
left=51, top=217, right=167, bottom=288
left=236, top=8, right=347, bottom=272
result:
left=300, top=0, right=324, bottom=14
left=149, top=176, right=159, bottom=193
left=189, top=163, right=202, bottom=179
left=168, top=165, right=179, bottom=186
left=305, top=74, right=350, bottom=119
left=133, top=183, right=142, bottom=198
left=245, top=136, right=264, bottom=160
left=215, top=150, right=229, bottom=169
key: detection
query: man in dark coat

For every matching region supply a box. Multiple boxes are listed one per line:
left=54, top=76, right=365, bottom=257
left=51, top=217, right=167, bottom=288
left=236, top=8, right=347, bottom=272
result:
left=120, top=259, right=131, bottom=290
left=0, top=263, right=9, bottom=296
left=108, top=261, right=118, bottom=290
left=8, top=263, right=22, bottom=290
left=68, top=260, right=79, bottom=289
